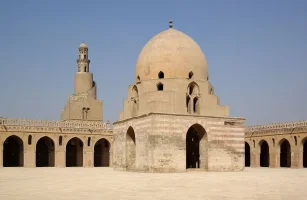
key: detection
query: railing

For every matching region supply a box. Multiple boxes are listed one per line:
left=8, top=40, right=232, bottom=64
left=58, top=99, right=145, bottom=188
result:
left=0, top=118, right=110, bottom=129
left=245, top=120, right=307, bottom=132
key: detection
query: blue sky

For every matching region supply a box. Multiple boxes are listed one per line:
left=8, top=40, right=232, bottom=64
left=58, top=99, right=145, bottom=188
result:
left=0, top=0, right=306, bottom=126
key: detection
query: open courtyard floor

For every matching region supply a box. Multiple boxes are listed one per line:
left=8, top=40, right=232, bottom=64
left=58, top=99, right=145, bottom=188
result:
left=0, top=167, right=306, bottom=200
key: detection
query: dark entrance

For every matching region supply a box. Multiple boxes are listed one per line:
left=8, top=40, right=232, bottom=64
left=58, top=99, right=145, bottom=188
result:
left=260, top=140, right=269, bottom=167
left=303, top=139, right=307, bottom=168
left=66, top=137, right=83, bottom=167
left=94, top=138, right=110, bottom=167
left=186, top=124, right=206, bottom=169
left=245, top=142, right=251, bottom=167
left=126, top=127, right=136, bottom=169
left=3, top=135, right=24, bottom=167
left=280, top=139, right=291, bottom=167
left=36, top=137, right=55, bottom=167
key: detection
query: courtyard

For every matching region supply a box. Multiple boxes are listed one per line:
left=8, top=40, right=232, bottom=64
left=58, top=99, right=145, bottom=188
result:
left=0, top=167, right=306, bottom=200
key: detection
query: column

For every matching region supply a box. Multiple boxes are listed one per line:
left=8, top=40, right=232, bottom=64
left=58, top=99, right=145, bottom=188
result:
left=84, top=150, right=94, bottom=167
left=269, top=152, right=278, bottom=168
left=55, top=149, right=66, bottom=167
left=291, top=150, right=300, bottom=168
left=24, top=147, right=35, bottom=167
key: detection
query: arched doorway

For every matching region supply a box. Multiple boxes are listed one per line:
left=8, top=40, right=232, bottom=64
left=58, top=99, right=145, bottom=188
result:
left=280, top=139, right=291, bottom=167
left=303, top=138, right=307, bottom=168
left=245, top=142, right=250, bottom=167
left=260, top=140, right=269, bottom=167
left=186, top=124, right=207, bottom=169
left=3, top=135, right=24, bottom=167
left=36, top=136, right=55, bottom=167
left=94, top=138, right=110, bottom=167
left=126, top=127, right=136, bottom=169
left=66, top=137, right=83, bottom=167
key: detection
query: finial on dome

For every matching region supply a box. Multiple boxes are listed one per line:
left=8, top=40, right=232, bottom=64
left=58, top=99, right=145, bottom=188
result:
left=169, top=20, right=173, bottom=28
left=79, top=42, right=88, bottom=48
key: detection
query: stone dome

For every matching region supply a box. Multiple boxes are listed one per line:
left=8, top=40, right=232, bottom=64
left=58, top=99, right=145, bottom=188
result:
left=79, top=43, right=88, bottom=48
left=135, top=28, right=208, bottom=81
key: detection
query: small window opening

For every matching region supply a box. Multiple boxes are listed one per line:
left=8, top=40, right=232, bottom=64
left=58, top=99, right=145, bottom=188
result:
left=87, top=137, right=91, bottom=146
left=294, top=136, right=297, bottom=146
left=84, top=67, right=87, bottom=72
left=189, top=85, right=195, bottom=95
left=59, top=136, right=63, bottom=146
left=28, top=135, right=32, bottom=145
left=186, top=96, right=190, bottom=112
left=193, top=97, right=198, bottom=113
left=84, top=55, right=87, bottom=59
left=189, top=71, right=194, bottom=79
left=137, top=75, right=140, bottom=82
left=157, top=83, right=163, bottom=91
left=207, top=76, right=209, bottom=81
left=253, top=140, right=255, bottom=148
left=158, top=71, right=164, bottom=79
left=272, top=138, right=275, bottom=147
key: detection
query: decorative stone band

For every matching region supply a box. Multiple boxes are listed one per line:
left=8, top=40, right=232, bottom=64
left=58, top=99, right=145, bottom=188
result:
left=245, top=120, right=307, bottom=137
left=0, top=117, right=111, bottom=130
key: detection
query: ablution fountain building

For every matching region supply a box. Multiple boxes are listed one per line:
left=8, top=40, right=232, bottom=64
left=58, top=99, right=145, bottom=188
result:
left=1, top=22, right=307, bottom=170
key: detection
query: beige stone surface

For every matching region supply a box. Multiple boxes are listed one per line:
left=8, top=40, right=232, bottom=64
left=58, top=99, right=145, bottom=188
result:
left=0, top=167, right=307, bottom=200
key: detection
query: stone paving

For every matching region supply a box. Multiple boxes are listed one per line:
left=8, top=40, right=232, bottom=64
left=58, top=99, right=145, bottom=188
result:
left=0, top=167, right=306, bottom=200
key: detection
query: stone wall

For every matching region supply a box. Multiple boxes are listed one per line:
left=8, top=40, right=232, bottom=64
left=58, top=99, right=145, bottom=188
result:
left=245, top=121, right=307, bottom=168
left=0, top=118, right=112, bottom=168
left=113, top=113, right=245, bottom=172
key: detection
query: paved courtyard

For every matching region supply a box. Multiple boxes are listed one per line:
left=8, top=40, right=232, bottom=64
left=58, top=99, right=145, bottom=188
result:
left=0, top=167, right=306, bottom=200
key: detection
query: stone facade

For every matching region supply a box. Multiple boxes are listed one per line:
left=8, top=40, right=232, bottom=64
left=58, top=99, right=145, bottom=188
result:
left=113, top=113, right=245, bottom=172
left=244, top=121, right=307, bottom=168
left=113, top=22, right=245, bottom=172
left=0, top=118, right=112, bottom=167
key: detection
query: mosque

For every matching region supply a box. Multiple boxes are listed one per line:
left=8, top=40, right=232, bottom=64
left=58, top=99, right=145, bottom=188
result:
left=0, top=21, right=306, bottom=170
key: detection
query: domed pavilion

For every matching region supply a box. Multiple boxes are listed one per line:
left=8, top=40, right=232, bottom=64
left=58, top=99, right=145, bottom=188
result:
left=113, top=21, right=245, bottom=172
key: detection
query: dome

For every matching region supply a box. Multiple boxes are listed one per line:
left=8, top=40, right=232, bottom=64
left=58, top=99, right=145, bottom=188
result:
left=135, top=28, right=208, bottom=81
left=79, top=43, right=88, bottom=48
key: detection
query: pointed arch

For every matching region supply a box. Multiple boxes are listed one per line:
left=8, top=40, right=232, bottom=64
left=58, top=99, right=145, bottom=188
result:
left=186, top=124, right=207, bottom=169
left=158, top=71, right=164, bottom=79
left=126, top=126, right=136, bottom=170
left=66, top=137, right=83, bottom=167
left=279, top=139, right=291, bottom=167
left=187, top=82, right=199, bottom=95
left=94, top=138, right=111, bottom=167
left=245, top=142, right=250, bottom=167
left=36, top=136, right=55, bottom=167
left=259, top=140, right=269, bottom=167
left=157, top=82, right=163, bottom=91
left=3, top=135, right=24, bottom=167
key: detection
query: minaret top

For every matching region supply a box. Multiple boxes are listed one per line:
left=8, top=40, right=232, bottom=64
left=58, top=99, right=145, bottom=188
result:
left=79, top=42, right=88, bottom=48
left=169, top=20, right=173, bottom=28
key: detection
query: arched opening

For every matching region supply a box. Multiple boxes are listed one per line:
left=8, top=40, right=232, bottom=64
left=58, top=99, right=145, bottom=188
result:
left=157, top=83, right=163, bottom=91
left=188, top=71, right=194, bottom=79
left=193, top=97, right=200, bottom=114
left=36, top=136, right=55, bottom=167
left=158, top=71, right=164, bottom=79
left=186, top=124, right=207, bottom=169
left=66, top=137, right=83, bottom=167
left=3, top=135, right=24, bottom=167
left=260, top=140, right=269, bottom=167
left=245, top=142, right=250, bottom=167
left=303, top=138, right=307, bottom=168
left=126, top=127, right=136, bottom=170
left=187, top=82, right=199, bottom=96
left=186, top=96, right=191, bottom=113
left=28, top=135, right=32, bottom=145
left=280, top=139, right=291, bottom=167
left=94, top=138, right=110, bottom=167
left=131, top=86, right=139, bottom=117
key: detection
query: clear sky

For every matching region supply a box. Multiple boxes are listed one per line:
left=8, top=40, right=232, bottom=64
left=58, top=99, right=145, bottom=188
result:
left=0, top=0, right=306, bottom=126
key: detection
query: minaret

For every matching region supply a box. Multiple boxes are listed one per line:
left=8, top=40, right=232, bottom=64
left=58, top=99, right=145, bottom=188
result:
left=74, top=43, right=96, bottom=99
left=61, top=43, right=103, bottom=121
